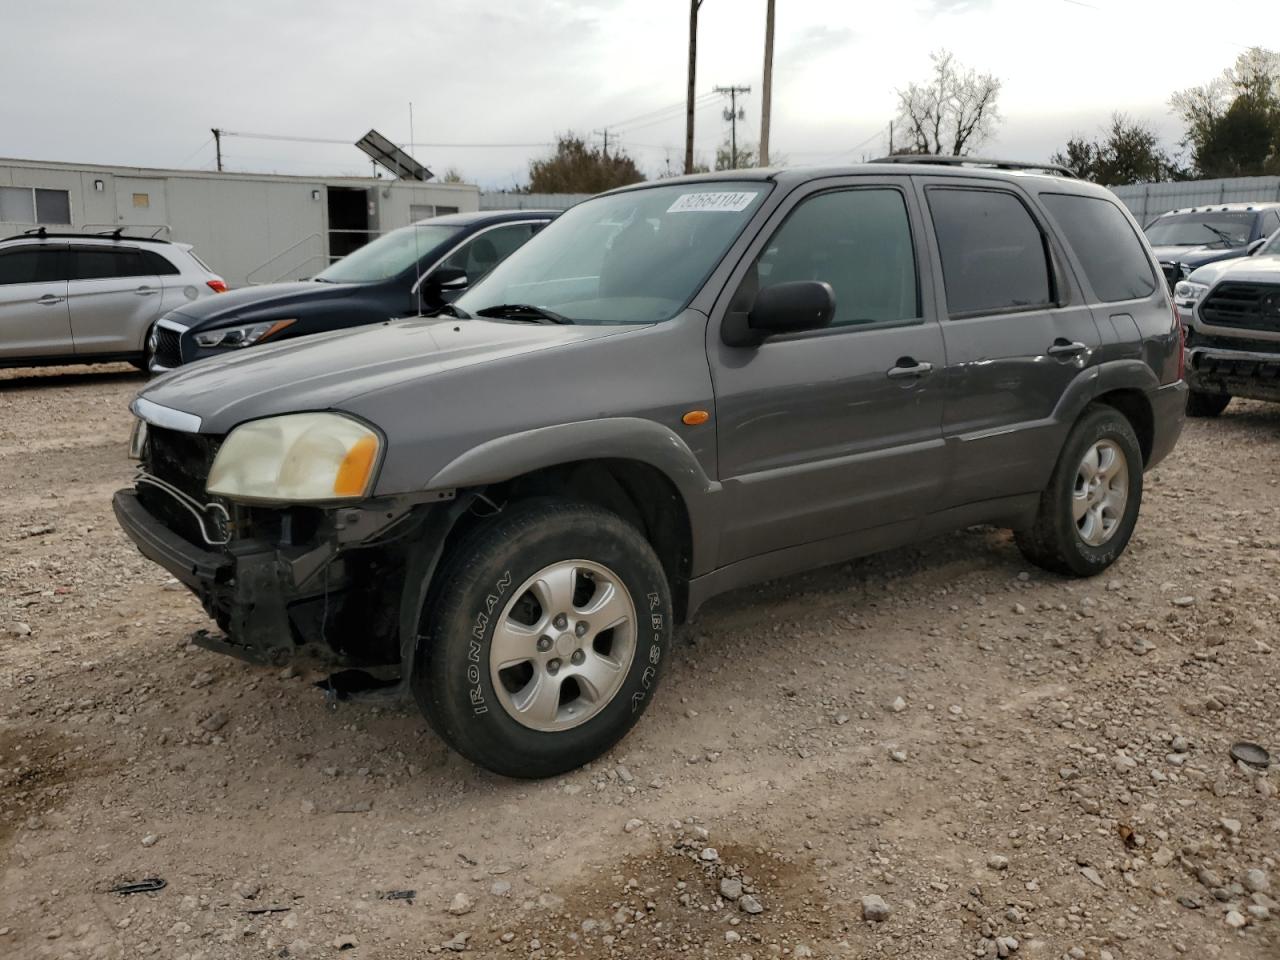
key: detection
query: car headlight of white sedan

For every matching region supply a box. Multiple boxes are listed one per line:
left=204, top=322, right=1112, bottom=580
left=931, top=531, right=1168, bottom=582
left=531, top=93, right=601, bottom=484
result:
left=207, top=413, right=382, bottom=503
left=1173, top=280, right=1209, bottom=306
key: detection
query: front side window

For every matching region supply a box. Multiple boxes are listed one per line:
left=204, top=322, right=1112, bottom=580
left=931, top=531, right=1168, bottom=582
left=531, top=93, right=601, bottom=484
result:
left=441, top=223, right=541, bottom=281
left=928, top=188, right=1053, bottom=316
left=1040, top=193, right=1155, bottom=302
left=0, top=248, right=61, bottom=285
left=455, top=181, right=770, bottom=324
left=746, top=188, right=919, bottom=328
left=316, top=224, right=462, bottom=283
left=1144, top=212, right=1252, bottom=248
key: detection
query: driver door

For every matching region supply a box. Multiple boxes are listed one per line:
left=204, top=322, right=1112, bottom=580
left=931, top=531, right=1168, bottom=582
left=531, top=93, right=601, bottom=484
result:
left=708, top=179, right=947, bottom=566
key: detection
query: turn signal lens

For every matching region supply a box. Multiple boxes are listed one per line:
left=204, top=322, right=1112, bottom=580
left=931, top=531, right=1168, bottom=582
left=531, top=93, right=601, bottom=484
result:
left=333, top=435, right=379, bottom=497
left=682, top=410, right=710, bottom=425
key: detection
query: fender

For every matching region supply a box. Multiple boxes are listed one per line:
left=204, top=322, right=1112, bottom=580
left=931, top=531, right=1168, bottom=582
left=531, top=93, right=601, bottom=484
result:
left=424, top=417, right=723, bottom=577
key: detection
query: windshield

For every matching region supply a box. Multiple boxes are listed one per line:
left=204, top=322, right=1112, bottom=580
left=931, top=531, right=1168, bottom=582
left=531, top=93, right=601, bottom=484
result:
left=1144, top=212, right=1253, bottom=248
left=454, top=181, right=770, bottom=324
left=315, top=223, right=461, bottom=283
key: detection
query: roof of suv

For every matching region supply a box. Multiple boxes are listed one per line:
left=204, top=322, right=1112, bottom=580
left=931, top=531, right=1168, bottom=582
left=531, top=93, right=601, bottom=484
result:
left=602, top=160, right=1107, bottom=199
left=0, top=229, right=173, bottom=246
left=1155, top=202, right=1280, bottom=216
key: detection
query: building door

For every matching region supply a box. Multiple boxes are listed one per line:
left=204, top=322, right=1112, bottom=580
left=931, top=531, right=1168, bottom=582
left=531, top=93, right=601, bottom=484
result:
left=326, top=187, right=371, bottom=262
left=114, top=178, right=168, bottom=230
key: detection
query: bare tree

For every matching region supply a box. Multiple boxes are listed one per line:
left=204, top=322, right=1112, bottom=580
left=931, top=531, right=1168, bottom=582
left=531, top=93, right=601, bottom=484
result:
left=895, top=50, right=1002, bottom=156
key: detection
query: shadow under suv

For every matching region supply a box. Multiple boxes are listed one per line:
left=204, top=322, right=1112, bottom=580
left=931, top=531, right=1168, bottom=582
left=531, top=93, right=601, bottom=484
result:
left=115, top=158, right=1186, bottom=778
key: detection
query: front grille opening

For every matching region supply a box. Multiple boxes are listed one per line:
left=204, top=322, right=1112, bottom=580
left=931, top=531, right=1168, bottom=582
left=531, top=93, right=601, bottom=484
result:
left=140, top=427, right=223, bottom=547
left=1201, top=282, right=1280, bottom=334
left=153, top=327, right=182, bottom=367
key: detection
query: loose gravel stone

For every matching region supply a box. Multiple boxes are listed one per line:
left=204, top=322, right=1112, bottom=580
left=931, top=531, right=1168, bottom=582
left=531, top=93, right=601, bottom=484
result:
left=861, top=894, right=891, bottom=922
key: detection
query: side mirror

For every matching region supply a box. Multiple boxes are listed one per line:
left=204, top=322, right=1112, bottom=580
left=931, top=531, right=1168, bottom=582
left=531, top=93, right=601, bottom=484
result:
left=429, top=266, right=469, bottom=290
left=721, top=280, right=836, bottom=347
left=749, top=280, right=835, bottom=335
left=1246, top=237, right=1267, bottom=256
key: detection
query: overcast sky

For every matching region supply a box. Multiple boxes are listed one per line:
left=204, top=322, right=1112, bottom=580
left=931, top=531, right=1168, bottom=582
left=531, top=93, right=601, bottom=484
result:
left=0, top=0, right=1269, bottom=188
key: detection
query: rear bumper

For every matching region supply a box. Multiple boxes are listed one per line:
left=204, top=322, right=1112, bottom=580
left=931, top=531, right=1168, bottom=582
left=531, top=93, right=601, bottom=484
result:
left=1146, top=380, right=1187, bottom=470
left=1185, top=345, right=1280, bottom=403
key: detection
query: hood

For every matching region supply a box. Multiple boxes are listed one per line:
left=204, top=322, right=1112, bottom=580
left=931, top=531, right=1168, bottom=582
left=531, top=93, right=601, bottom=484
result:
left=1188, top=252, right=1280, bottom=287
left=137, top=318, right=629, bottom=435
left=165, top=280, right=357, bottom=328
left=1149, top=245, right=1248, bottom=270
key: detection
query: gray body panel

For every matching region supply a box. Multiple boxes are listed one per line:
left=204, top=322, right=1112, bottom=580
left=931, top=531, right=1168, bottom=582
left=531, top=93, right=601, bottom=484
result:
left=130, top=162, right=1186, bottom=618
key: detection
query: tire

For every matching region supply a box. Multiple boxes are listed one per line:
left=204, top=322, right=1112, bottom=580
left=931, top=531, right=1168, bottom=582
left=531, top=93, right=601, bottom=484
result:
left=1015, top=404, right=1143, bottom=577
left=411, top=498, right=672, bottom=778
left=1186, top=390, right=1230, bottom=418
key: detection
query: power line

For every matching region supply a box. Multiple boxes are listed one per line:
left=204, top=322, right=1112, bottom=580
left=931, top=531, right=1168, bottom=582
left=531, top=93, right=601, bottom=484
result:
left=221, top=130, right=552, bottom=149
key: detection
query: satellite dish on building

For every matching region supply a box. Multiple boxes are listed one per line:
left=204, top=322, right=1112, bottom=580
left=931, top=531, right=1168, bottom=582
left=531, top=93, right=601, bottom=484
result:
left=355, top=129, right=432, bottom=181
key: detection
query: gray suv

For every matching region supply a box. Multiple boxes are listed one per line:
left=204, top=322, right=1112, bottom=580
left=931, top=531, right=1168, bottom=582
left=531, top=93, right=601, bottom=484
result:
left=114, top=159, right=1186, bottom=777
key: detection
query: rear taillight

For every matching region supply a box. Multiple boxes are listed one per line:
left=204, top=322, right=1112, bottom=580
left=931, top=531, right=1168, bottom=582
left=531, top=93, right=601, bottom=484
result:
left=207, top=279, right=228, bottom=294
left=1172, top=299, right=1185, bottom=382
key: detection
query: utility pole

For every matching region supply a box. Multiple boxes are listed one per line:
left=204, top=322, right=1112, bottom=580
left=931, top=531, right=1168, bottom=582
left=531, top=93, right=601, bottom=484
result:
left=684, top=0, right=703, bottom=174
left=759, top=0, right=775, bottom=167
left=211, top=128, right=223, bottom=172
left=714, top=85, right=750, bottom=169
left=888, top=121, right=894, bottom=155
left=593, top=128, right=611, bottom=159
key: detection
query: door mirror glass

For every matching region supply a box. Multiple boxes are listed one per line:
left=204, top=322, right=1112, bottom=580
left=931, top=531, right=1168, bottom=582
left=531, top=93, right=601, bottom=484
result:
left=748, top=280, right=836, bottom=335
left=429, top=265, right=469, bottom=290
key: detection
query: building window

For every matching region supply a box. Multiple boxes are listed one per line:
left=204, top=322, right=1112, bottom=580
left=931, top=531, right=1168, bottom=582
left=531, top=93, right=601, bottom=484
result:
left=410, top=203, right=461, bottom=222
left=132, top=193, right=150, bottom=208
left=0, top=186, right=72, bottom=225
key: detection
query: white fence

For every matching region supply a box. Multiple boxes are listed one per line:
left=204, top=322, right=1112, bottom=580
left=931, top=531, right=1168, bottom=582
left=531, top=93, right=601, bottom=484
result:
left=1110, top=176, right=1280, bottom=226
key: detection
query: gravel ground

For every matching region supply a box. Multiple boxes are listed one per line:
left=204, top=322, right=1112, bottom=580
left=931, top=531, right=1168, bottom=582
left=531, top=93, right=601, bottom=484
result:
left=1, top=362, right=1277, bottom=960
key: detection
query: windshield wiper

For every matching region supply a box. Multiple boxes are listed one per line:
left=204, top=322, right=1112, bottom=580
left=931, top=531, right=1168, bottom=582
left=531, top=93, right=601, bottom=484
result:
left=1203, top=225, right=1237, bottom=246
left=475, top=303, right=573, bottom=325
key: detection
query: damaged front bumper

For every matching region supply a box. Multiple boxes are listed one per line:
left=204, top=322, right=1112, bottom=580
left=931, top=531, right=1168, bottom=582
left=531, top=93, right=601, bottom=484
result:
left=1186, top=343, right=1280, bottom=403
left=113, top=483, right=454, bottom=669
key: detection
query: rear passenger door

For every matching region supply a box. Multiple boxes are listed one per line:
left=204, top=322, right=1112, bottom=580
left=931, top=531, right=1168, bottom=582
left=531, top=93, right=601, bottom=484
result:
left=65, top=245, right=164, bottom=356
left=0, top=244, right=73, bottom=360
left=709, top=179, right=947, bottom=565
left=919, top=180, right=1101, bottom=509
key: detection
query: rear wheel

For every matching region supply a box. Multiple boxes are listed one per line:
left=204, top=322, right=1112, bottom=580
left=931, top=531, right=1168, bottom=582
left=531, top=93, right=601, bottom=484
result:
left=411, top=499, right=671, bottom=778
left=1186, top=390, right=1230, bottom=418
left=1015, top=405, right=1143, bottom=577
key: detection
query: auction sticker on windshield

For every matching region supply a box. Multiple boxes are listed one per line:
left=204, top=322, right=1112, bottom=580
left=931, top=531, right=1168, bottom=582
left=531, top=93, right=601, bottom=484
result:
left=667, top=191, right=759, bottom=213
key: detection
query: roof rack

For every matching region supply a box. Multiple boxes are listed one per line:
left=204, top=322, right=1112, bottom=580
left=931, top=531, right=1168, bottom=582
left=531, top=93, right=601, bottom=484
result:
left=869, top=155, right=1077, bottom=178
left=1, top=226, right=173, bottom=245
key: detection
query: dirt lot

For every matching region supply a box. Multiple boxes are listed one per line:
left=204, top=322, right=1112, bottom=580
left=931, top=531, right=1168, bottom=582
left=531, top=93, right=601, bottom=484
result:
left=1, top=362, right=1277, bottom=960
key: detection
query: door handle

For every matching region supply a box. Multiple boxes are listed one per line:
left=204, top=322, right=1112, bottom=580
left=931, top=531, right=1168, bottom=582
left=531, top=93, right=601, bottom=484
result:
left=1047, top=339, right=1087, bottom=358
left=134, top=286, right=160, bottom=296
left=37, top=294, right=65, bottom=305
left=886, top=358, right=933, bottom=380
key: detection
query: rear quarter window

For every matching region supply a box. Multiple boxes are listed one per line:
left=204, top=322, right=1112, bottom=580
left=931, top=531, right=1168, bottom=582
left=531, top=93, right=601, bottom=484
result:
left=1040, top=193, right=1156, bottom=303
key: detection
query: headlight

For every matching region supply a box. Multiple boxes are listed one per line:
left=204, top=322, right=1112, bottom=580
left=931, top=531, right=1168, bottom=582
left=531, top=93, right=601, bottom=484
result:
left=194, top=319, right=295, bottom=349
left=1173, top=281, right=1209, bottom=304
left=207, top=413, right=381, bottom=503
left=128, top=418, right=148, bottom=460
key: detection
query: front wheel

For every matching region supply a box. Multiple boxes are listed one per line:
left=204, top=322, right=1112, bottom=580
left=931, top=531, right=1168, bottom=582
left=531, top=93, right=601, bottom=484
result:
left=1015, top=405, right=1143, bottom=577
left=1186, top=390, right=1230, bottom=418
left=411, top=499, right=672, bottom=778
